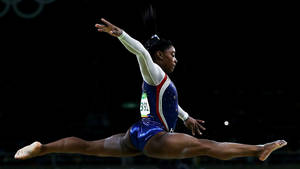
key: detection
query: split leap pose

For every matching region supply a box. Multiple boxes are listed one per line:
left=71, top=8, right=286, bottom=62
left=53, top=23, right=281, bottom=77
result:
left=15, top=18, right=287, bottom=162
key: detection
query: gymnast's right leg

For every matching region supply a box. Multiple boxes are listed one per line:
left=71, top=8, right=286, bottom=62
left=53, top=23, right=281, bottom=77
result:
left=14, top=129, right=142, bottom=160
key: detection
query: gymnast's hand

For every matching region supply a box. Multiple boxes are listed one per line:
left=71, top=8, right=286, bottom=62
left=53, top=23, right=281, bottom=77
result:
left=95, top=18, right=123, bottom=37
left=184, top=117, right=206, bottom=136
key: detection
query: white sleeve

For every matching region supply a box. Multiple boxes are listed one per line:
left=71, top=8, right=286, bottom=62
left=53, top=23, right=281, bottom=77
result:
left=118, top=31, right=164, bottom=85
left=178, top=105, right=189, bottom=121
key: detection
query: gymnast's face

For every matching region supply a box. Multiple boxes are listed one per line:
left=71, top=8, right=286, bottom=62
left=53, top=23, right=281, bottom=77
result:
left=155, top=46, right=177, bottom=74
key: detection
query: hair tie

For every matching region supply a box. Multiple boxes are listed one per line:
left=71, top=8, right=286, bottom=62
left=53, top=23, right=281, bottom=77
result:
left=151, top=34, right=160, bottom=40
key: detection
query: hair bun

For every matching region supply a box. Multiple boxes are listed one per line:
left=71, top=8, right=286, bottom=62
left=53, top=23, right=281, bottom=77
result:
left=145, top=34, right=160, bottom=51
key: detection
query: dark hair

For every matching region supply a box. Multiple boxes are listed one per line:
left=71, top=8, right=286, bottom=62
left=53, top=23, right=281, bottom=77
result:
left=142, top=4, right=173, bottom=58
left=144, top=35, right=173, bottom=57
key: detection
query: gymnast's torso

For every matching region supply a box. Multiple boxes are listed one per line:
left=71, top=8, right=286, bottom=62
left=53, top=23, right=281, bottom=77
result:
left=140, top=74, right=178, bottom=132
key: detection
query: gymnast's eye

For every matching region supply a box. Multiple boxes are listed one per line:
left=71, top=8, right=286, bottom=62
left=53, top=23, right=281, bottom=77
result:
left=172, top=52, right=175, bottom=58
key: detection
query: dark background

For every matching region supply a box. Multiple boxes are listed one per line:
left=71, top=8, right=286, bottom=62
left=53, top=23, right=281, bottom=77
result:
left=0, top=0, right=299, bottom=165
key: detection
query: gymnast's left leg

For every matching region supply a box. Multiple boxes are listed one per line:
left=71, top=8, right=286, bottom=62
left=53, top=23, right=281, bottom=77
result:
left=144, top=132, right=287, bottom=161
left=14, top=129, right=142, bottom=160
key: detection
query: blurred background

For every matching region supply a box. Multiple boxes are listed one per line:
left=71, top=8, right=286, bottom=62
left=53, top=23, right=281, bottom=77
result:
left=0, top=0, right=299, bottom=168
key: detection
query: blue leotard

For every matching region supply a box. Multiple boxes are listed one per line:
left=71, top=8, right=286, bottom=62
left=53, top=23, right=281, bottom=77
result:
left=130, top=74, right=178, bottom=151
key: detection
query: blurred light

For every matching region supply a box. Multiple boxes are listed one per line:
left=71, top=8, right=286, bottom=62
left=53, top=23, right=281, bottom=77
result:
left=224, top=120, right=229, bottom=126
left=121, top=102, right=138, bottom=109
left=0, top=0, right=56, bottom=19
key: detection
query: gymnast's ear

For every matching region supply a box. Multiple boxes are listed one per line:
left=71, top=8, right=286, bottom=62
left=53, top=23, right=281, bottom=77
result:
left=155, top=51, right=164, bottom=60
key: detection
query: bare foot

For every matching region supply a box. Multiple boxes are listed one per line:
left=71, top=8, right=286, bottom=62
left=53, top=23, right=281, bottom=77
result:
left=258, top=140, right=287, bottom=161
left=14, top=141, right=42, bottom=160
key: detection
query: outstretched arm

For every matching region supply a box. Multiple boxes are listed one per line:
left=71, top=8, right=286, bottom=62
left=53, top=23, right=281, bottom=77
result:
left=95, top=18, right=164, bottom=85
